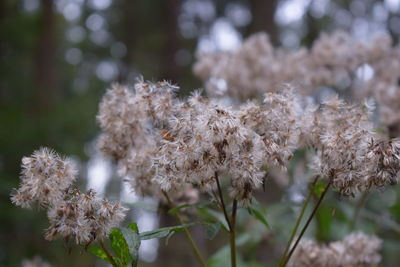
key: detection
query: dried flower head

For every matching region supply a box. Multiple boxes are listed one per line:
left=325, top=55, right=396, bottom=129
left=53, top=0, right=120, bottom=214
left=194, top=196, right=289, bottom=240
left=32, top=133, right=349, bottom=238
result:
left=45, top=189, right=126, bottom=244
left=11, top=148, right=77, bottom=208
left=239, top=87, right=305, bottom=168
left=289, top=232, right=382, bottom=267
left=310, top=95, right=399, bottom=195
left=97, top=81, right=178, bottom=196
left=11, top=148, right=127, bottom=245
left=154, top=93, right=265, bottom=204
left=193, top=31, right=400, bottom=139
left=22, top=256, right=52, bottom=267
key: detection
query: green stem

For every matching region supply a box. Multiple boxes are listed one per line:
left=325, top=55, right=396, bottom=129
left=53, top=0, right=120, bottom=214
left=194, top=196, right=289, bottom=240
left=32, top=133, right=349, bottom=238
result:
left=280, top=180, right=332, bottom=267
left=349, top=191, right=368, bottom=231
left=230, top=199, right=238, bottom=267
left=100, top=240, right=118, bottom=267
left=215, top=172, right=232, bottom=230
left=279, top=176, right=319, bottom=266
left=215, top=172, right=237, bottom=267
left=162, top=191, right=207, bottom=267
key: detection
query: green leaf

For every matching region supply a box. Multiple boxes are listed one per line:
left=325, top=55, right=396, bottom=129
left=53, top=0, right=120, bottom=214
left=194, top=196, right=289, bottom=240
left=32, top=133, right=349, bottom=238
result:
left=208, top=233, right=250, bottom=267
left=109, top=228, right=132, bottom=266
left=127, top=222, right=139, bottom=233
left=196, top=200, right=213, bottom=208
left=198, top=207, right=230, bottom=231
left=139, top=223, right=195, bottom=240
left=204, top=222, right=221, bottom=240
left=165, top=230, right=176, bottom=245
left=207, top=246, right=230, bottom=267
left=313, top=181, right=327, bottom=198
left=119, top=226, right=141, bottom=267
left=315, top=205, right=332, bottom=241
left=168, top=204, right=191, bottom=215
left=168, top=200, right=213, bottom=215
left=87, top=246, right=111, bottom=263
left=248, top=207, right=270, bottom=229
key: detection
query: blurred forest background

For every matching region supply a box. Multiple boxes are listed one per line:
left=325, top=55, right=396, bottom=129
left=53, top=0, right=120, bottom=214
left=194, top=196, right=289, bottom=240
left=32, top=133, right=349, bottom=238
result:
left=1, top=0, right=400, bottom=266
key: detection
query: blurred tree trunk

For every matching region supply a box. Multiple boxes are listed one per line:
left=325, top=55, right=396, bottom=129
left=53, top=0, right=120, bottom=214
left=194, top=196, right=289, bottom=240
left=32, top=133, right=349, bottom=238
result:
left=163, top=0, right=180, bottom=83
left=0, top=0, right=5, bottom=93
left=119, top=0, right=136, bottom=83
left=246, top=0, right=278, bottom=44
left=33, top=0, right=56, bottom=113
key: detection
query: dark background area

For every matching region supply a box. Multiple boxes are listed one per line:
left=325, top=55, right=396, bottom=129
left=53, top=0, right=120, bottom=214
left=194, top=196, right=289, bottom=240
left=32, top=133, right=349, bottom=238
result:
left=1, top=0, right=400, bottom=266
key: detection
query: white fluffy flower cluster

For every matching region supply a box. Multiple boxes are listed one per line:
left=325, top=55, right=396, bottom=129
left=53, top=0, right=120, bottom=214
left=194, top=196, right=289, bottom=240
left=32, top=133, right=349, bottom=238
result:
left=11, top=148, right=126, bottom=244
left=97, top=82, right=321, bottom=204
left=365, top=46, right=400, bottom=133
left=97, top=82, right=273, bottom=204
left=310, top=95, right=400, bottom=195
left=97, top=81, right=177, bottom=196
left=11, top=148, right=77, bottom=208
left=239, top=88, right=307, bottom=167
left=97, top=80, right=400, bottom=202
left=154, top=92, right=265, bottom=204
left=194, top=31, right=400, bottom=135
left=45, top=189, right=126, bottom=244
left=289, top=232, right=382, bottom=267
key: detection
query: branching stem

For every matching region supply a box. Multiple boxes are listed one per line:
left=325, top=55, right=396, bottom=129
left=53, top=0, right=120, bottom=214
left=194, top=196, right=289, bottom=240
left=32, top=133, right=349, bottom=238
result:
left=279, top=176, right=319, bottom=265
left=215, top=172, right=232, bottom=231
left=162, top=191, right=207, bottom=267
left=215, top=172, right=237, bottom=267
left=349, top=191, right=368, bottom=230
left=100, top=240, right=118, bottom=267
left=280, top=180, right=332, bottom=267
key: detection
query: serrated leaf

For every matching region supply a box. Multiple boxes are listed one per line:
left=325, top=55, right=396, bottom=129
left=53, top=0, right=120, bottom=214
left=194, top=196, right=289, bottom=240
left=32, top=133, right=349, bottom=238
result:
left=248, top=207, right=270, bottom=229
left=87, top=246, right=111, bottom=263
left=109, top=228, right=131, bottom=266
left=204, top=222, right=221, bottom=240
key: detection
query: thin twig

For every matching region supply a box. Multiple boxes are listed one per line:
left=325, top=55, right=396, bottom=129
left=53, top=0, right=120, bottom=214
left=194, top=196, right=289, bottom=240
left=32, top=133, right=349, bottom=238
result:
left=230, top=199, right=238, bottom=267
left=281, top=180, right=332, bottom=267
left=215, top=172, right=232, bottom=231
left=215, top=172, right=238, bottom=267
left=349, top=191, right=368, bottom=230
left=212, top=189, right=223, bottom=210
left=162, top=191, right=207, bottom=267
left=100, top=240, right=118, bottom=267
left=279, top=176, right=319, bottom=266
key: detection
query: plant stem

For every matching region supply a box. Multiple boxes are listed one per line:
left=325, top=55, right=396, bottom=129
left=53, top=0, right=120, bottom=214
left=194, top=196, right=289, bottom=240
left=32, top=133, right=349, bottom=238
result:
left=100, top=240, right=118, bottom=267
left=279, top=176, right=319, bottom=266
left=212, top=189, right=223, bottom=210
left=215, top=172, right=237, bottom=267
left=349, top=191, right=368, bottom=230
left=215, top=172, right=232, bottom=230
left=280, top=180, right=332, bottom=267
left=162, top=191, right=207, bottom=267
left=230, top=199, right=238, bottom=267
